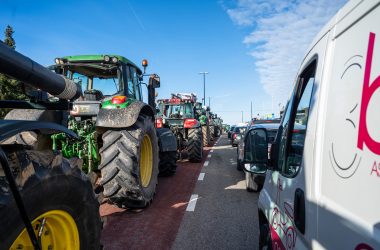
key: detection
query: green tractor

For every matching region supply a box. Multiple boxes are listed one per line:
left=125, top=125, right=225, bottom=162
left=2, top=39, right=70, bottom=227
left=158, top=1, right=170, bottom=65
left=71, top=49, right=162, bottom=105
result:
left=211, top=113, right=222, bottom=137
left=156, top=93, right=203, bottom=162
left=3, top=54, right=177, bottom=208
left=222, top=124, right=230, bottom=133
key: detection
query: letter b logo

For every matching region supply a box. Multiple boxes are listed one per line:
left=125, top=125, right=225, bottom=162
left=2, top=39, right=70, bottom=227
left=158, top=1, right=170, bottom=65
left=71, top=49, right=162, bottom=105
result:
left=358, top=32, right=380, bottom=155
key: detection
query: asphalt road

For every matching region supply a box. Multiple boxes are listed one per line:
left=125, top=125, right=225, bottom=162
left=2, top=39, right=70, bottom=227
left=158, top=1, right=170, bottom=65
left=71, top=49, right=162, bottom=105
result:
left=172, top=135, right=260, bottom=250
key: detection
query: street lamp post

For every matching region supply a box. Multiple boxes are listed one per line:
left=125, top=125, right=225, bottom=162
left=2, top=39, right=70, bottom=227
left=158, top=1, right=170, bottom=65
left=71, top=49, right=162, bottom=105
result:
left=199, top=72, right=208, bottom=106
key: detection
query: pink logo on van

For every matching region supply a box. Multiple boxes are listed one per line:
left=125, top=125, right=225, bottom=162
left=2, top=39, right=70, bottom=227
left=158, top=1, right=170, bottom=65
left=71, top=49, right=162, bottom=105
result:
left=357, top=32, right=380, bottom=155
left=330, top=32, right=380, bottom=179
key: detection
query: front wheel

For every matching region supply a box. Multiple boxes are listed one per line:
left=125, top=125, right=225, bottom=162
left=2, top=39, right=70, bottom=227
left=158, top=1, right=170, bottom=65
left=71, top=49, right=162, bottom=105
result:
left=0, top=148, right=101, bottom=250
left=99, top=115, right=159, bottom=208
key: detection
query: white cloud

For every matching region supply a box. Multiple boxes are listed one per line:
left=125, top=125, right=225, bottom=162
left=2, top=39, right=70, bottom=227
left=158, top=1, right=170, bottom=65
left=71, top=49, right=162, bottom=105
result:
left=225, top=0, right=347, bottom=105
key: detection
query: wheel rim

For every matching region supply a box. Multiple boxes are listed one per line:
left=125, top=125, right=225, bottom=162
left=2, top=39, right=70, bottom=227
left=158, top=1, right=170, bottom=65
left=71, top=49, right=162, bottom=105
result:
left=11, top=210, right=79, bottom=250
left=140, top=134, right=153, bottom=187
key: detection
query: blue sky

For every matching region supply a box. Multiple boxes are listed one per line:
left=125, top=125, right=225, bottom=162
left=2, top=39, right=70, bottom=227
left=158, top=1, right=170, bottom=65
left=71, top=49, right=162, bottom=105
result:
left=0, top=0, right=346, bottom=125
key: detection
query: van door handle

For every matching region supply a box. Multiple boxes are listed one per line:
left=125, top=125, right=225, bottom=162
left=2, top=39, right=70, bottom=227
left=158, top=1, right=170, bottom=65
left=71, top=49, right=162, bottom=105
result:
left=294, top=188, right=305, bottom=234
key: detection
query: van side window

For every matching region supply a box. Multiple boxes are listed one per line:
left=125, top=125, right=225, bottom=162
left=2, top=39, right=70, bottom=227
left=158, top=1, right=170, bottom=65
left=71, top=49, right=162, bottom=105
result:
left=278, top=60, right=316, bottom=177
left=277, top=93, right=295, bottom=170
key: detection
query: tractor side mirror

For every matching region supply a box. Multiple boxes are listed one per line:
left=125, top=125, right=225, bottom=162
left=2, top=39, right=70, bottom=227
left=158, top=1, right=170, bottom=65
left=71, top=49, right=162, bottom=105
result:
left=243, top=128, right=269, bottom=174
left=149, top=74, right=160, bottom=88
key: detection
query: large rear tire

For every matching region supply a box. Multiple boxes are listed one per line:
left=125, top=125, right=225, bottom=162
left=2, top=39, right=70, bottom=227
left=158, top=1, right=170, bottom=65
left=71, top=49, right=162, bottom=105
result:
left=99, top=115, right=159, bottom=208
left=210, top=125, right=215, bottom=141
left=202, top=125, right=210, bottom=147
left=187, top=128, right=203, bottom=162
left=158, top=151, right=177, bottom=176
left=0, top=147, right=101, bottom=250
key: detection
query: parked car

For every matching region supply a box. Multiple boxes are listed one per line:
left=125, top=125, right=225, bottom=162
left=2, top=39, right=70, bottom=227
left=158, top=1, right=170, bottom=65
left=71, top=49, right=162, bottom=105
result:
left=243, top=1, right=380, bottom=249
left=237, top=122, right=280, bottom=175
left=230, top=125, right=247, bottom=147
left=227, top=125, right=236, bottom=139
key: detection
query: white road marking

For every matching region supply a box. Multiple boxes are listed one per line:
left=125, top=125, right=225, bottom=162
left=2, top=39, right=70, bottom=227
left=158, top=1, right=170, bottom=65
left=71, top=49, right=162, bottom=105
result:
left=186, top=194, right=199, bottom=212
left=207, top=154, right=212, bottom=158
left=198, top=173, right=205, bottom=181
left=203, top=161, right=209, bottom=167
left=210, top=149, right=214, bottom=153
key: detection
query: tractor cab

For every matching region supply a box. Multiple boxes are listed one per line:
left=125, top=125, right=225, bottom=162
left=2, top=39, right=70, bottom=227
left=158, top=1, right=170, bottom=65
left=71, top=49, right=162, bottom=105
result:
left=50, top=55, right=158, bottom=117
left=156, top=93, right=198, bottom=127
left=51, top=55, right=144, bottom=100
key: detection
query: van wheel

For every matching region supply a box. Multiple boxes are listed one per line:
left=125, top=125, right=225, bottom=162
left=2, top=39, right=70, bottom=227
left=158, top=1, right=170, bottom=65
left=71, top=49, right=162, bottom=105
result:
left=259, top=219, right=272, bottom=250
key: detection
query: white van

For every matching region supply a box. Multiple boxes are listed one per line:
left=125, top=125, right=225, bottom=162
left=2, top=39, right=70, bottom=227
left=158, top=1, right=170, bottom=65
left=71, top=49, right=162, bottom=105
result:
left=241, top=0, right=380, bottom=249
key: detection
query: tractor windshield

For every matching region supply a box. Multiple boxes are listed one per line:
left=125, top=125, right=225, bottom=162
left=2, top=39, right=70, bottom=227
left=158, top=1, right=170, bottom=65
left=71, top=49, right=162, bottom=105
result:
left=72, top=72, right=121, bottom=96
left=51, top=63, right=123, bottom=97
left=165, top=103, right=193, bottom=118
left=69, top=65, right=122, bottom=96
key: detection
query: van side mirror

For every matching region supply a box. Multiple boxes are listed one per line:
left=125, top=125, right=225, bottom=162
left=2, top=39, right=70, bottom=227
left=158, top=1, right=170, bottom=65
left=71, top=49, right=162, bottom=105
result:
left=149, top=74, right=160, bottom=88
left=243, top=128, right=269, bottom=174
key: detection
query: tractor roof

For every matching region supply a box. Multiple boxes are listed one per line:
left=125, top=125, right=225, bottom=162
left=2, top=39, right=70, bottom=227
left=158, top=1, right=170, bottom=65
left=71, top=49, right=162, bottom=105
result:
left=157, top=98, right=194, bottom=104
left=61, top=55, right=142, bottom=74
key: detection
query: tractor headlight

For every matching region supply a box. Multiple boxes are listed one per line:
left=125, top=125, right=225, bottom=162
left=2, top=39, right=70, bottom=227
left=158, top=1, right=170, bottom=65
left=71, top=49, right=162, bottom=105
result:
left=111, top=57, right=118, bottom=63
left=104, top=55, right=110, bottom=62
left=55, top=58, right=65, bottom=65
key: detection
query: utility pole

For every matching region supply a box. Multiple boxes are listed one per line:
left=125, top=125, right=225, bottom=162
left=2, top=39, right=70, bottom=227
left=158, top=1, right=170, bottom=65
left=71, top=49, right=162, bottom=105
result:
left=199, top=72, right=208, bottom=106
left=208, top=97, right=210, bottom=108
left=250, top=101, right=253, bottom=121
left=271, top=95, right=274, bottom=116
left=241, top=111, right=243, bottom=123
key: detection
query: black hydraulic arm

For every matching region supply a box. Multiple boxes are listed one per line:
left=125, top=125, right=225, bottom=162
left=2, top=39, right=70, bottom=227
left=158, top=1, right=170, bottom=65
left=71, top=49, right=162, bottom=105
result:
left=0, top=41, right=81, bottom=100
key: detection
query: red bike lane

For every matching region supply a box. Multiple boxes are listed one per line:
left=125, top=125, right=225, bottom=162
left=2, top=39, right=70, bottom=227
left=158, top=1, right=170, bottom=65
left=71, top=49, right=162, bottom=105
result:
left=100, top=143, right=214, bottom=250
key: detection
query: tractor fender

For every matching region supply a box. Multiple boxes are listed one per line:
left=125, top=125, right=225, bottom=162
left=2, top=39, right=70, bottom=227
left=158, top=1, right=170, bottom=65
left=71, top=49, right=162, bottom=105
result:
left=0, top=120, right=77, bottom=142
left=156, top=127, right=177, bottom=152
left=96, top=101, right=154, bottom=129
left=4, top=109, right=66, bottom=125
left=191, top=120, right=202, bottom=128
